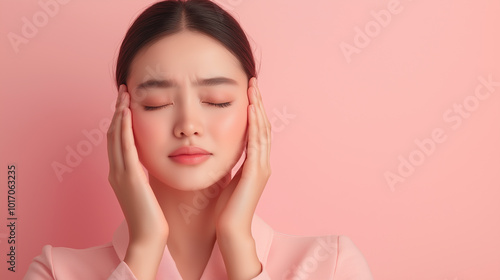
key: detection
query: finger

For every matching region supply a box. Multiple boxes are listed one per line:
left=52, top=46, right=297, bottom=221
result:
left=250, top=79, right=268, bottom=165
left=107, top=85, right=126, bottom=173
left=120, top=87, right=142, bottom=173
left=252, top=78, right=265, bottom=116
left=253, top=79, right=272, bottom=163
left=253, top=79, right=271, bottom=130
left=246, top=80, right=259, bottom=164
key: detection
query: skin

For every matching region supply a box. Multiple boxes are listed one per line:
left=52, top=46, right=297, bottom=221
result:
left=106, top=29, right=272, bottom=280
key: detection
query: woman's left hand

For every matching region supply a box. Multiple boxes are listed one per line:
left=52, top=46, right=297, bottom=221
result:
left=215, top=77, right=272, bottom=279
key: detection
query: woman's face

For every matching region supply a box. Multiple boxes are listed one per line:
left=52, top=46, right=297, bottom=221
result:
left=126, top=30, right=250, bottom=191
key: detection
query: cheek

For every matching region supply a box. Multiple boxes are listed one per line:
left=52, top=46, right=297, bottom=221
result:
left=131, top=113, right=168, bottom=154
left=212, top=107, right=248, bottom=147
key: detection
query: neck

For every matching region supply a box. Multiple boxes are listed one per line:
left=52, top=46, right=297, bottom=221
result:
left=148, top=173, right=230, bottom=257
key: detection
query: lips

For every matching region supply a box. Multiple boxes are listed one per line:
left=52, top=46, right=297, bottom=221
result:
left=168, top=146, right=211, bottom=157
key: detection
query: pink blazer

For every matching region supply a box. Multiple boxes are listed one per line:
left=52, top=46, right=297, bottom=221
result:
left=24, top=215, right=374, bottom=279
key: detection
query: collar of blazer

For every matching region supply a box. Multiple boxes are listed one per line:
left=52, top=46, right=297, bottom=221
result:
left=112, top=213, right=274, bottom=273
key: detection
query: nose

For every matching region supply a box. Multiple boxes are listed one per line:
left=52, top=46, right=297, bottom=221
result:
left=173, top=100, right=203, bottom=138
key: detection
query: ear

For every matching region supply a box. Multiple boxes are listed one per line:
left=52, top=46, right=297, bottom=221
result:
left=246, top=76, right=254, bottom=103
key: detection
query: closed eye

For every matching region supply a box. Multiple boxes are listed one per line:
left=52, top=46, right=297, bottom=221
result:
left=143, top=102, right=232, bottom=111
left=144, top=105, right=168, bottom=111
left=208, top=102, right=231, bottom=108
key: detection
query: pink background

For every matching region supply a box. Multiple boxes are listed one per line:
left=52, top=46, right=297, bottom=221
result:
left=1, top=0, right=499, bottom=279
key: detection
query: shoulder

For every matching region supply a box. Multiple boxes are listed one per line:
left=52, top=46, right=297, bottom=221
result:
left=24, top=242, right=121, bottom=279
left=265, top=230, right=373, bottom=280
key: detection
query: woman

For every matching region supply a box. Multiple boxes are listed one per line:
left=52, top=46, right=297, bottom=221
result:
left=24, top=0, right=373, bottom=279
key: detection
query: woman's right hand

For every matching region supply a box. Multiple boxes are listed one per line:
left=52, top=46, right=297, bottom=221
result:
left=107, top=84, right=169, bottom=279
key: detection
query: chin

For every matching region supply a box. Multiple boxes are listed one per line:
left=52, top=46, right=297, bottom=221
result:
left=170, top=178, right=215, bottom=192
left=152, top=162, right=232, bottom=191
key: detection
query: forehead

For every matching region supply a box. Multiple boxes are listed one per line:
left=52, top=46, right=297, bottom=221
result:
left=128, top=30, right=243, bottom=84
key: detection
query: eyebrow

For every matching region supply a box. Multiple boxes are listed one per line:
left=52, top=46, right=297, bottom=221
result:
left=135, top=76, right=238, bottom=91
